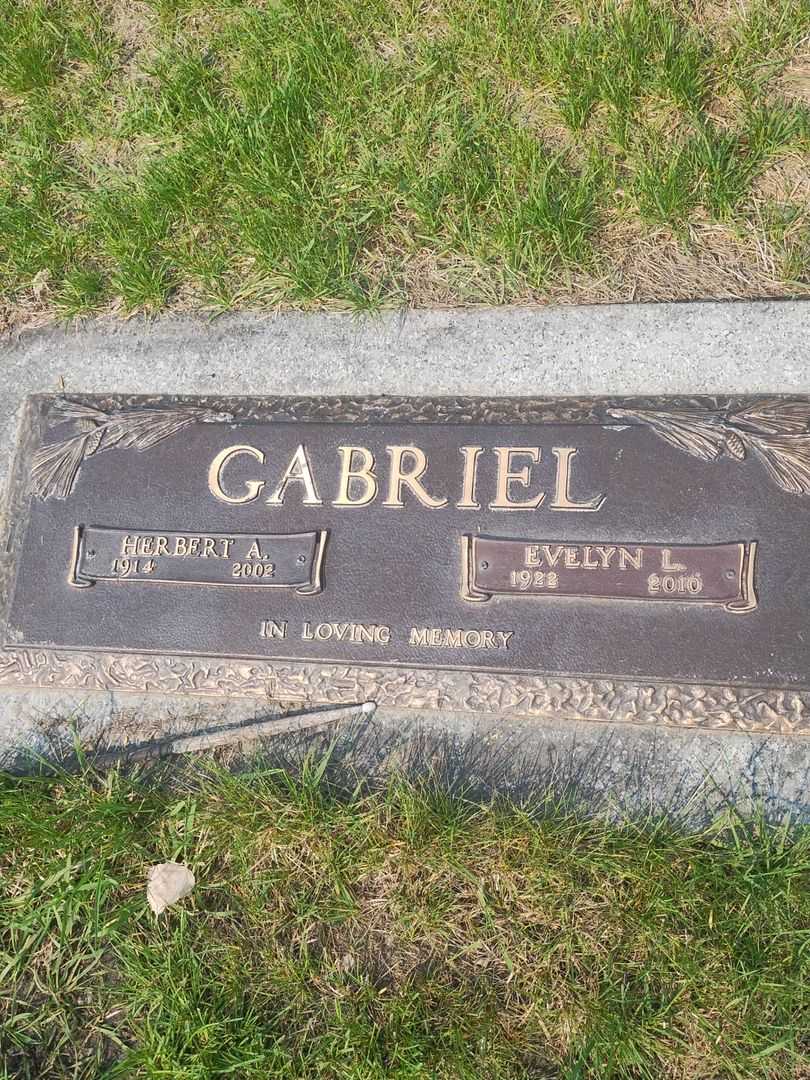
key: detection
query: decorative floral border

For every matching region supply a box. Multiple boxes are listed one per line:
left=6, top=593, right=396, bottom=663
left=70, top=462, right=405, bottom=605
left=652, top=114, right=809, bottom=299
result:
left=0, top=648, right=807, bottom=736
left=31, top=399, right=231, bottom=500
left=609, top=401, right=810, bottom=496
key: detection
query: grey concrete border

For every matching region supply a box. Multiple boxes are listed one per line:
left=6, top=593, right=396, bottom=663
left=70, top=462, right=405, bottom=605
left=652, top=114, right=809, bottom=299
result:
left=2, top=301, right=809, bottom=820
left=2, top=300, right=808, bottom=482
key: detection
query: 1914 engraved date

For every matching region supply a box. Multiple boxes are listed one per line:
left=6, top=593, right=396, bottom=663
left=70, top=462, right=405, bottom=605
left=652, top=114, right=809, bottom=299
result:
left=69, top=526, right=328, bottom=594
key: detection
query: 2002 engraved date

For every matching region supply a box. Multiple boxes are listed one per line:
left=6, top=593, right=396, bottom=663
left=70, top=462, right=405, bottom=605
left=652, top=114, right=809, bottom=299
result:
left=69, top=525, right=328, bottom=595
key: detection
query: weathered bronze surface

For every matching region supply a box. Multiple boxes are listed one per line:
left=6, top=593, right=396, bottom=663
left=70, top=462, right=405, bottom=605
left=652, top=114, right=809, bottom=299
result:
left=4, top=393, right=810, bottom=736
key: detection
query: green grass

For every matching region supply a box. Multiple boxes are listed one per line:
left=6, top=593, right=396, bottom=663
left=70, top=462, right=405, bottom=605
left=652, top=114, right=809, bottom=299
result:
left=1, top=0, right=809, bottom=327
left=0, top=760, right=808, bottom=1078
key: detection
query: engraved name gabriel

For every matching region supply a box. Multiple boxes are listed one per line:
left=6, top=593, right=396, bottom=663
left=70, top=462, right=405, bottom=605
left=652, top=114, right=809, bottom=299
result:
left=207, top=397, right=810, bottom=507
left=208, top=443, right=604, bottom=511
left=34, top=399, right=600, bottom=509
left=31, top=397, right=810, bottom=504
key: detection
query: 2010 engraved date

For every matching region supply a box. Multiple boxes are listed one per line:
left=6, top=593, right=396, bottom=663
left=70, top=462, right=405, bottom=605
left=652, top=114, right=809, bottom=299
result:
left=461, top=536, right=757, bottom=613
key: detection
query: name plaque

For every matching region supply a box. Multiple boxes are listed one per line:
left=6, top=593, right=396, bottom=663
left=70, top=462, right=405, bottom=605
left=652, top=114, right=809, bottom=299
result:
left=69, top=526, right=327, bottom=593
left=3, top=393, right=810, bottom=737
left=461, top=537, right=757, bottom=611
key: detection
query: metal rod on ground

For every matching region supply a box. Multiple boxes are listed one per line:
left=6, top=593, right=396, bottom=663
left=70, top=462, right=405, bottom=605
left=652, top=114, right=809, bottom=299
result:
left=166, top=700, right=377, bottom=754
left=82, top=701, right=377, bottom=767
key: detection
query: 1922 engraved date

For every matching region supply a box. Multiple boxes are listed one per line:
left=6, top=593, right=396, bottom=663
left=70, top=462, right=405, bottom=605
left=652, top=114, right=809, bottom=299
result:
left=461, top=536, right=758, bottom=613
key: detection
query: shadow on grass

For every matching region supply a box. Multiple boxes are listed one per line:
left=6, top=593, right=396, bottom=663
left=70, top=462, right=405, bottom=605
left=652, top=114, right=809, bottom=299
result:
left=4, top=705, right=809, bottom=830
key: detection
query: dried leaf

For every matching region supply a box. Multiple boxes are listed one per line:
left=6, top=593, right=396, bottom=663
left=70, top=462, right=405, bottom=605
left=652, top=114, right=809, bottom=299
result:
left=608, top=407, right=727, bottom=462
left=31, top=268, right=51, bottom=302
left=51, top=400, right=108, bottom=423
left=748, top=434, right=810, bottom=495
left=31, top=402, right=221, bottom=499
left=85, top=426, right=105, bottom=455
left=99, top=410, right=205, bottom=453
left=730, top=400, right=810, bottom=436
left=146, top=862, right=195, bottom=915
left=31, top=432, right=92, bottom=500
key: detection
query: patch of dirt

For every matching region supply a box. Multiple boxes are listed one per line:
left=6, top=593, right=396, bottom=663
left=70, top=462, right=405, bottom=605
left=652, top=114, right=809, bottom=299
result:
left=691, top=0, right=749, bottom=36
left=506, top=83, right=591, bottom=164
left=0, top=278, right=61, bottom=340
left=361, top=0, right=452, bottom=62
left=777, top=58, right=810, bottom=104
left=107, top=0, right=155, bottom=63
left=373, top=36, right=402, bottom=63
left=753, top=155, right=810, bottom=204
left=360, top=240, right=508, bottom=307
left=102, top=0, right=161, bottom=91
left=68, top=132, right=171, bottom=182
left=703, top=88, right=749, bottom=129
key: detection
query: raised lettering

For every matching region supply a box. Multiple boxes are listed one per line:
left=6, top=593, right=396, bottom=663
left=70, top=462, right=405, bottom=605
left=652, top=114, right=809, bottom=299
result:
left=661, top=548, right=687, bottom=571
left=490, top=447, right=545, bottom=510
left=384, top=446, right=448, bottom=509
left=525, top=544, right=541, bottom=566
left=549, top=447, right=605, bottom=512
left=457, top=446, right=483, bottom=509
left=246, top=540, right=264, bottom=561
left=595, top=545, right=616, bottom=568
left=543, top=544, right=564, bottom=567
left=208, top=445, right=266, bottom=505
left=334, top=446, right=377, bottom=507
left=266, top=444, right=322, bottom=507
left=619, top=546, right=643, bottom=570
left=564, top=546, right=581, bottom=568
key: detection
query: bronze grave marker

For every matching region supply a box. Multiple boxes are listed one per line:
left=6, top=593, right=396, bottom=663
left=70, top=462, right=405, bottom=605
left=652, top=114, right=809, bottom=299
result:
left=2, top=393, right=810, bottom=736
